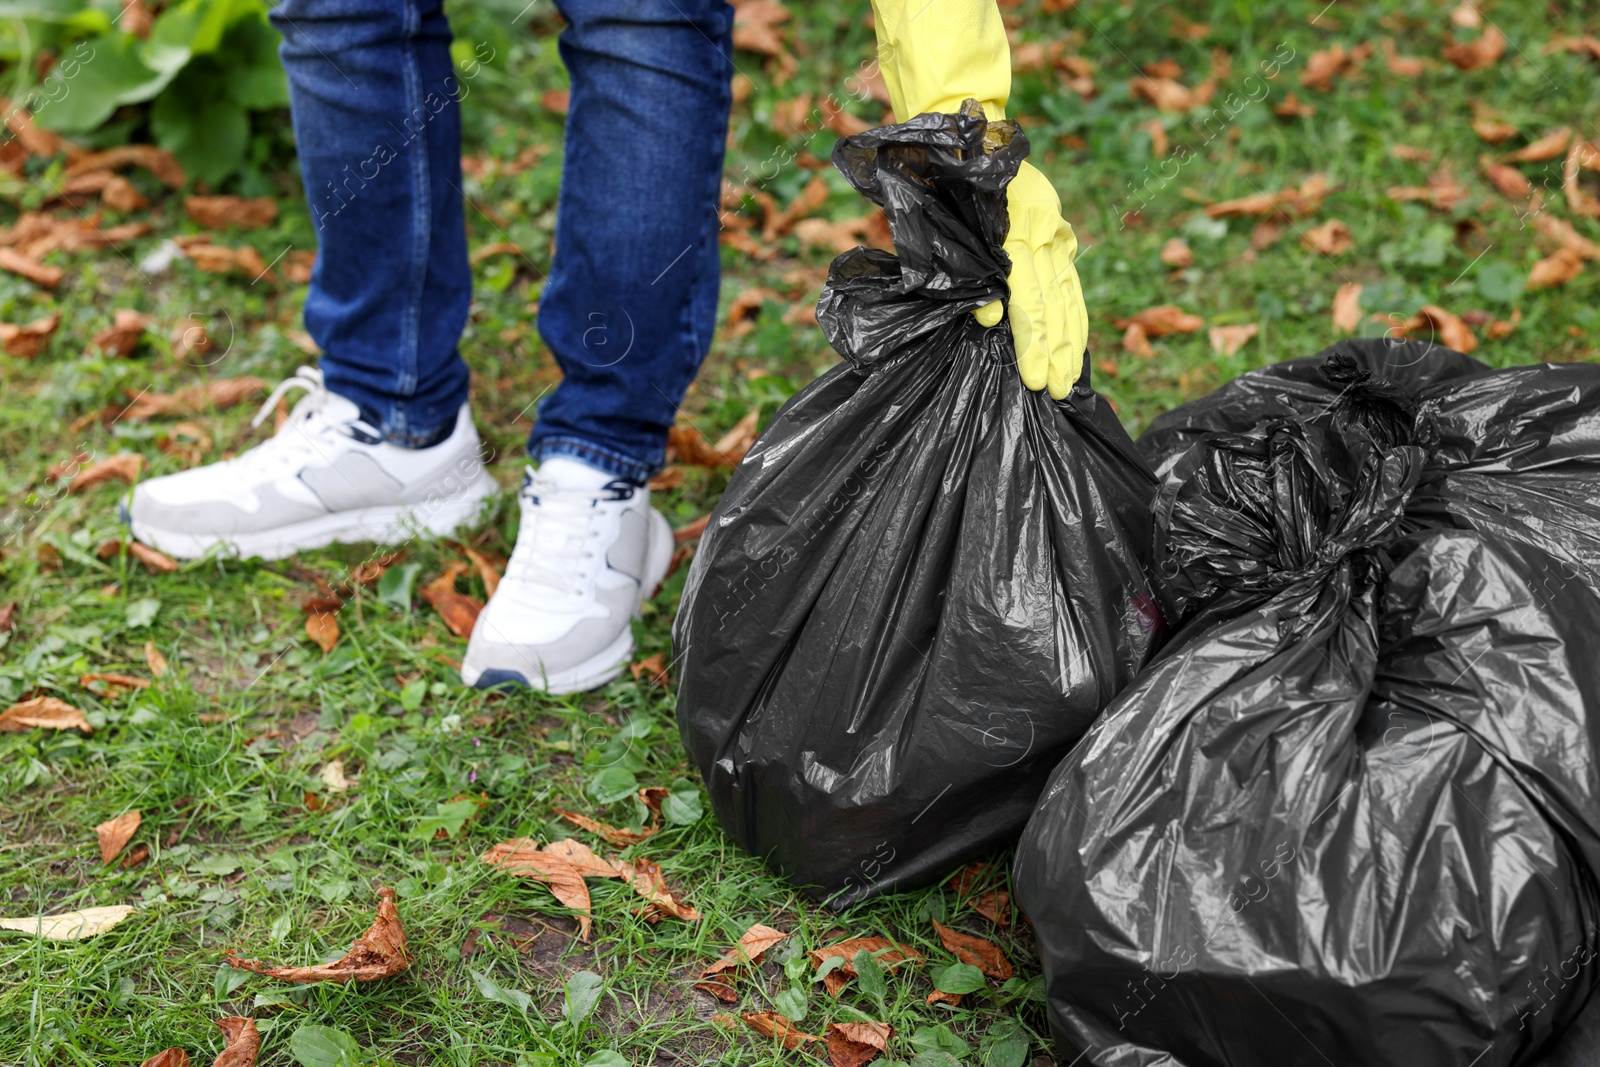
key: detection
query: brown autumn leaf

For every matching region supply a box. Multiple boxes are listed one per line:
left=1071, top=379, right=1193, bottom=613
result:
left=702, top=923, right=789, bottom=977
left=69, top=453, right=143, bottom=494
left=1529, top=247, right=1584, bottom=290
left=1391, top=144, right=1433, bottom=163
left=1332, top=282, right=1364, bottom=335
left=144, top=641, right=169, bottom=677
left=421, top=563, right=483, bottom=639
left=972, top=889, right=1010, bottom=926
left=480, top=838, right=599, bottom=938
left=557, top=808, right=657, bottom=848
left=742, top=1012, right=819, bottom=1050
left=1142, top=58, right=1183, bottom=79
left=1127, top=76, right=1207, bottom=112
left=1444, top=25, right=1507, bottom=71
left=764, top=176, right=830, bottom=241
left=932, top=920, right=1013, bottom=980
left=1273, top=92, right=1316, bottom=118
left=732, top=0, right=790, bottom=59
left=282, top=250, right=316, bottom=284
left=1472, top=117, right=1518, bottom=144
left=185, top=196, right=278, bottom=230
left=1121, top=322, right=1154, bottom=357
left=1301, top=45, right=1355, bottom=91
left=1302, top=218, right=1353, bottom=255
left=139, top=1051, right=189, bottom=1067
left=1138, top=117, right=1169, bottom=159
left=1488, top=307, right=1522, bottom=340
left=1208, top=323, right=1259, bottom=357
left=81, top=672, right=150, bottom=697
left=617, top=858, right=701, bottom=922
left=1506, top=127, right=1573, bottom=164
left=1386, top=168, right=1470, bottom=211
left=927, top=989, right=963, bottom=1007
left=128, top=541, right=180, bottom=574
left=1159, top=237, right=1193, bottom=268
left=65, top=144, right=185, bottom=187
left=1544, top=35, right=1600, bottom=61
left=0, top=696, right=92, bottom=733
left=186, top=243, right=273, bottom=281
left=305, top=611, right=339, bottom=654
left=1565, top=143, right=1600, bottom=218
left=1204, top=176, right=1330, bottom=219
left=669, top=422, right=733, bottom=468
left=101, top=174, right=148, bottom=213
left=0, top=602, right=16, bottom=635
left=0, top=247, right=63, bottom=288
left=96, top=810, right=141, bottom=864
left=227, top=887, right=409, bottom=982
left=0, top=311, right=59, bottom=358
left=1113, top=304, right=1204, bottom=337
left=629, top=652, right=671, bottom=688
left=1413, top=305, right=1479, bottom=354
left=714, top=409, right=760, bottom=465
left=675, top=513, right=710, bottom=542
left=1481, top=156, right=1533, bottom=197
left=213, top=1017, right=260, bottom=1067
left=89, top=308, right=153, bottom=357
left=808, top=937, right=922, bottom=997
left=695, top=975, right=739, bottom=1002
left=1381, top=37, right=1427, bottom=77
left=1535, top=214, right=1600, bottom=259
left=321, top=760, right=350, bottom=794
left=827, top=1021, right=893, bottom=1067
left=121, top=377, right=269, bottom=421
left=461, top=546, right=503, bottom=599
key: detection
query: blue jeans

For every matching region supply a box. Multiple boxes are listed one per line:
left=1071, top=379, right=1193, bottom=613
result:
left=271, top=0, right=734, bottom=481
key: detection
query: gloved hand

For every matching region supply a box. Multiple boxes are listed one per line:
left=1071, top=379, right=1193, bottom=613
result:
left=872, top=0, right=1089, bottom=398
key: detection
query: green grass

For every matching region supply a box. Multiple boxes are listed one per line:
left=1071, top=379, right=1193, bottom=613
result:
left=4, top=0, right=1600, bottom=1064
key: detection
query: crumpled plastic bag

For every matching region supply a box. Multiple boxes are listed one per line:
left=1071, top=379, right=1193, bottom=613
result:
left=673, top=104, right=1162, bottom=906
left=1015, top=340, right=1600, bottom=1067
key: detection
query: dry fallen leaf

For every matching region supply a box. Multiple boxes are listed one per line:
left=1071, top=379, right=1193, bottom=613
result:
left=1487, top=307, right=1522, bottom=340
left=101, top=175, right=148, bottom=213
left=421, top=563, right=483, bottom=639
left=1273, top=92, right=1316, bottom=119
left=65, top=144, right=184, bottom=187
left=932, top=920, right=1013, bottom=980
left=461, top=546, right=503, bottom=599
left=1208, top=323, right=1259, bottom=357
left=480, top=838, right=598, bottom=938
left=128, top=541, right=180, bottom=574
left=1301, top=45, right=1356, bottom=91
left=320, top=760, right=351, bottom=793
left=702, top=923, right=789, bottom=978
left=186, top=243, right=274, bottom=281
left=1535, top=214, right=1600, bottom=259
left=1302, top=218, right=1353, bottom=255
left=809, top=937, right=922, bottom=997
left=1481, top=156, right=1533, bottom=198
left=1530, top=247, right=1585, bottom=289
left=971, top=889, right=1011, bottom=926
left=1386, top=168, right=1470, bottom=211
left=121, top=377, right=269, bottom=421
left=557, top=808, right=657, bottom=848
left=1128, top=76, right=1213, bottom=112
left=742, top=1012, right=819, bottom=1050
left=1472, top=117, right=1518, bottom=144
left=227, top=887, right=409, bottom=982
left=1332, top=282, right=1364, bottom=335
left=1, top=696, right=92, bottom=733
left=628, top=653, right=672, bottom=688
left=1506, top=127, right=1573, bottom=163
left=1121, top=322, right=1154, bottom=357
left=213, top=1017, right=260, bottom=1067
left=185, top=196, right=278, bottom=230
left=616, top=858, right=701, bottom=923
left=1565, top=142, right=1600, bottom=218
left=0, top=247, right=63, bottom=288
left=96, top=810, right=141, bottom=864
left=1159, top=237, right=1193, bottom=268
left=927, top=989, right=963, bottom=1007
left=1412, top=305, right=1479, bottom=353
left=81, top=672, right=150, bottom=697
left=669, top=422, right=734, bottom=468
left=1205, top=176, right=1330, bottom=219
left=0, top=904, right=135, bottom=939
left=731, top=0, right=789, bottom=56
left=0, top=602, right=16, bottom=635
left=144, top=641, right=169, bottom=677
left=1444, top=25, right=1507, bottom=71
left=0, top=312, right=59, bottom=358
left=1381, top=37, right=1427, bottom=77
left=1113, top=304, right=1204, bottom=336
left=89, top=309, right=153, bottom=357
left=139, top=1051, right=189, bottom=1067
left=305, top=612, right=339, bottom=654
left=827, top=1021, right=893, bottom=1067
left=714, top=409, right=760, bottom=465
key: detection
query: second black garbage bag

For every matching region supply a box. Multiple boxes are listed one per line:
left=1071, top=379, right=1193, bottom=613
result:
left=673, top=105, right=1162, bottom=907
left=1015, top=340, right=1600, bottom=1067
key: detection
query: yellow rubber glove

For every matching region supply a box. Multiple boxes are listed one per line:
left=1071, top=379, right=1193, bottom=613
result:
left=872, top=0, right=1089, bottom=398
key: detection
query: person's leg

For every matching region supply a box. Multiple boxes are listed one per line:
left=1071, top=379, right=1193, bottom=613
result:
left=271, top=0, right=471, bottom=446
left=529, top=0, right=736, bottom=482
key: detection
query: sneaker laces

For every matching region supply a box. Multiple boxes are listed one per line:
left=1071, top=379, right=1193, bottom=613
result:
left=233, top=366, right=380, bottom=476
left=505, top=465, right=629, bottom=599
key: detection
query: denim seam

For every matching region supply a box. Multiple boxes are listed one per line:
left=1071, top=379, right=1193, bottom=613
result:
left=531, top=437, right=653, bottom=484
left=396, top=0, right=428, bottom=440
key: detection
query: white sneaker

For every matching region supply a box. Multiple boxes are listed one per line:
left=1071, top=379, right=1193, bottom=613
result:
left=461, top=457, right=674, bottom=693
left=124, top=366, right=498, bottom=561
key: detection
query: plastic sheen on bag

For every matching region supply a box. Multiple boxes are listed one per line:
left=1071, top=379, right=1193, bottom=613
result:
left=673, top=104, right=1162, bottom=907
left=1015, top=340, right=1600, bottom=1067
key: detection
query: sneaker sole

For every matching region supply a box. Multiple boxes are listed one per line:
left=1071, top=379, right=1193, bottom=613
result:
left=125, top=471, right=499, bottom=562
left=463, top=508, right=676, bottom=695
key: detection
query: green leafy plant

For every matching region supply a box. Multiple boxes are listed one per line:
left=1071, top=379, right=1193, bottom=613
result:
left=4, top=0, right=288, bottom=184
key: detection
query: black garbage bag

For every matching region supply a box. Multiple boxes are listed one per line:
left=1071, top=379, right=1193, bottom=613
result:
left=1014, top=340, right=1600, bottom=1067
left=672, top=104, right=1163, bottom=907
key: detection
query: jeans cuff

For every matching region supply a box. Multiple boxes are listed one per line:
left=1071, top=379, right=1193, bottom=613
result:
left=529, top=436, right=654, bottom=485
